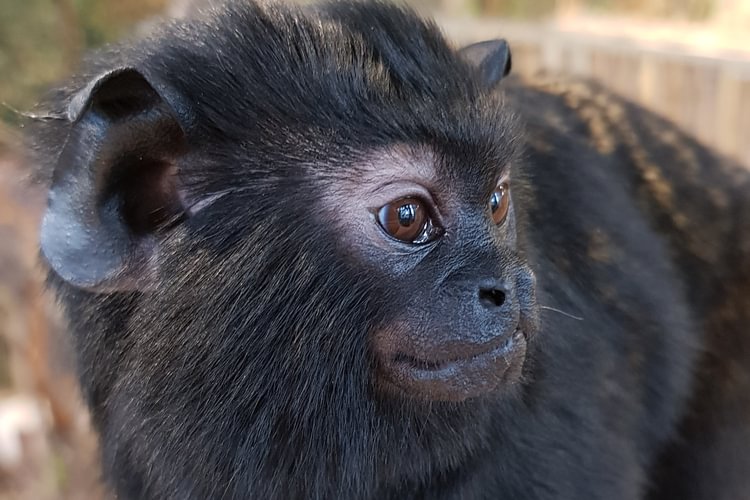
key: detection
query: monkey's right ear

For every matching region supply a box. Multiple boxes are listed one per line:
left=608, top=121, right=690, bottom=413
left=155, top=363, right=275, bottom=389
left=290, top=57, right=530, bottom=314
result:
left=40, top=68, right=191, bottom=292
left=459, top=39, right=512, bottom=89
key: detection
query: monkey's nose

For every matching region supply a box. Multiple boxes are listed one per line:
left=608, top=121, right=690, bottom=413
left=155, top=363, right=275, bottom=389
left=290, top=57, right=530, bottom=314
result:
left=477, top=279, right=509, bottom=309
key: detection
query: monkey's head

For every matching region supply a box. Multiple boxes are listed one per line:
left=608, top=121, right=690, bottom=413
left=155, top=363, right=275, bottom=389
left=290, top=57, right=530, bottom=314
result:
left=36, top=1, right=539, bottom=494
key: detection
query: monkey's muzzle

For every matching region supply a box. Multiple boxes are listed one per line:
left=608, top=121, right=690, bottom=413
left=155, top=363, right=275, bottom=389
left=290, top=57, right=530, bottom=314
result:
left=376, top=328, right=527, bottom=402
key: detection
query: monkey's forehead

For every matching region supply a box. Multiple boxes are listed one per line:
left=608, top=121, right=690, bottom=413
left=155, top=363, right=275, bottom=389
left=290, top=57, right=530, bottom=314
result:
left=313, top=143, right=513, bottom=200
left=89, top=2, right=516, bottom=145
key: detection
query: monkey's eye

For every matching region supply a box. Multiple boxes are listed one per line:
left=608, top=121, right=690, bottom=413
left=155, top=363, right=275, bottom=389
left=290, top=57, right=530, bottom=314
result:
left=490, top=182, right=510, bottom=225
left=377, top=198, right=439, bottom=244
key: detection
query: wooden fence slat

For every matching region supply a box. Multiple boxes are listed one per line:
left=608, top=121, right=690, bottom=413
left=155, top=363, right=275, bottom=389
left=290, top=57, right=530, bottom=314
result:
left=440, top=17, right=750, bottom=167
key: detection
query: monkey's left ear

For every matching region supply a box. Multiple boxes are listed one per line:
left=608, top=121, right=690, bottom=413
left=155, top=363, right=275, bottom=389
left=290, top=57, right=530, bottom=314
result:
left=40, top=67, right=193, bottom=293
left=459, top=39, right=512, bottom=89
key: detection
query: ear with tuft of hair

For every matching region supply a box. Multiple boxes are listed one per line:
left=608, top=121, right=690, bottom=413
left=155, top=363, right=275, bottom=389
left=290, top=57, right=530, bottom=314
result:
left=40, top=68, right=191, bottom=292
left=459, top=39, right=512, bottom=89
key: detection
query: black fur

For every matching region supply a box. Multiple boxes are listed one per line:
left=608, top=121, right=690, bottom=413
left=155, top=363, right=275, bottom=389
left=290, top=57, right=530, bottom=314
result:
left=29, top=1, right=750, bottom=498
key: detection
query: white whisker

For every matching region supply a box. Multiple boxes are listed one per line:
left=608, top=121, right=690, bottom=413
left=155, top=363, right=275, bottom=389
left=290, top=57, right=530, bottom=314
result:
left=539, top=305, right=584, bottom=321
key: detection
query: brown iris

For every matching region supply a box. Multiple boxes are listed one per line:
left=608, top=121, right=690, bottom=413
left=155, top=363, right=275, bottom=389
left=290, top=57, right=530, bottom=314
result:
left=490, top=182, right=510, bottom=225
left=377, top=198, right=432, bottom=243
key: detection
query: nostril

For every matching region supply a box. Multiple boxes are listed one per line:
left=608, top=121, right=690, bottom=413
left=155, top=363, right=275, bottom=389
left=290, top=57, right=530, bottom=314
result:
left=479, top=287, right=506, bottom=308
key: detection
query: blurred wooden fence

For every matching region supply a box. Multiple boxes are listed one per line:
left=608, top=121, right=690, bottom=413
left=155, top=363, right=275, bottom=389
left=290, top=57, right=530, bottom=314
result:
left=441, top=18, right=750, bottom=167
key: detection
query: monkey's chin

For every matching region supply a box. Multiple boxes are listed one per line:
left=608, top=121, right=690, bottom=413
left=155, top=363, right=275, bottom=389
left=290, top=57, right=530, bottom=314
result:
left=378, top=329, right=527, bottom=403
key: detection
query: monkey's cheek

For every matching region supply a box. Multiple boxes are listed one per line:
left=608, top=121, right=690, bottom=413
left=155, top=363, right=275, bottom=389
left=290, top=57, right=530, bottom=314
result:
left=376, top=330, right=527, bottom=403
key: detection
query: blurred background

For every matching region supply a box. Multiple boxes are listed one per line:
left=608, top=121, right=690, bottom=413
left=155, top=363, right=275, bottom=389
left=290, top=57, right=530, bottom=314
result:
left=0, top=0, right=749, bottom=498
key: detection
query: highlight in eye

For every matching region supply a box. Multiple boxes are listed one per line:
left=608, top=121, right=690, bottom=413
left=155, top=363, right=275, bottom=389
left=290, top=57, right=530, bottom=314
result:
left=490, top=182, right=510, bottom=225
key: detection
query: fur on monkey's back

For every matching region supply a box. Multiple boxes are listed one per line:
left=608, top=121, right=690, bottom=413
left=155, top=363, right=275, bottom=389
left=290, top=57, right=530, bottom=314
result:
left=508, top=75, right=750, bottom=498
left=28, top=1, right=750, bottom=499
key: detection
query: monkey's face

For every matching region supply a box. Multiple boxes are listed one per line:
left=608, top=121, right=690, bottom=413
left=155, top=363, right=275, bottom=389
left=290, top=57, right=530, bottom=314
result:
left=322, top=146, right=539, bottom=402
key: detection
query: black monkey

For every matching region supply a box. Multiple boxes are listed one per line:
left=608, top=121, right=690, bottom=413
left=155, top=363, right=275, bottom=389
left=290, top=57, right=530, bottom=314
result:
left=29, top=2, right=750, bottom=499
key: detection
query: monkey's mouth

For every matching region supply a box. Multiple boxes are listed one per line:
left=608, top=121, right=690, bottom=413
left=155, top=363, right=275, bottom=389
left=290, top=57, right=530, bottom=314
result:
left=378, top=329, right=527, bottom=402
left=391, top=331, right=514, bottom=370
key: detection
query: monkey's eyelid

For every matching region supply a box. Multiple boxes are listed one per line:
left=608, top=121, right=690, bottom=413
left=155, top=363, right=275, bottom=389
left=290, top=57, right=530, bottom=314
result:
left=383, top=242, right=437, bottom=256
left=366, top=182, right=437, bottom=204
left=494, top=171, right=511, bottom=187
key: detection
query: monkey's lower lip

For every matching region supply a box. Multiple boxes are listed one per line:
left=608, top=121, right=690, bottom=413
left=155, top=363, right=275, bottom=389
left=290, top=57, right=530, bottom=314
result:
left=380, top=330, right=527, bottom=402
